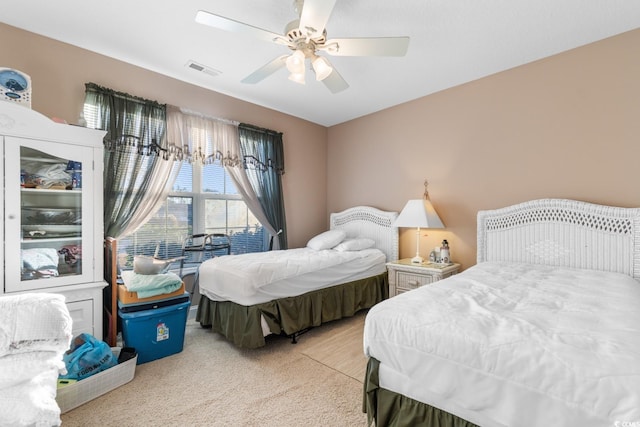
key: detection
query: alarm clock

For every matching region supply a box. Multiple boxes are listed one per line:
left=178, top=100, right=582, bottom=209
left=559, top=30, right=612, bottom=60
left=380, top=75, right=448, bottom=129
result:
left=0, top=68, right=31, bottom=108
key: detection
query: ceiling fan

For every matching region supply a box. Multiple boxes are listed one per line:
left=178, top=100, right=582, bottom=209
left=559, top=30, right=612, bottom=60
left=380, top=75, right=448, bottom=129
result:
left=195, top=0, right=410, bottom=93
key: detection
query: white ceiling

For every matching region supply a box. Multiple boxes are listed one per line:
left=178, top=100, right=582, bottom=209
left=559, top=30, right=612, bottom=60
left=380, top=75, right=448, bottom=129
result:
left=3, top=1, right=640, bottom=127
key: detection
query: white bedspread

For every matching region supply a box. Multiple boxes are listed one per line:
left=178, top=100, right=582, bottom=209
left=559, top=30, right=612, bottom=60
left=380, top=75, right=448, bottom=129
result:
left=199, top=247, right=386, bottom=305
left=364, top=262, right=640, bottom=427
left=0, top=293, right=73, bottom=427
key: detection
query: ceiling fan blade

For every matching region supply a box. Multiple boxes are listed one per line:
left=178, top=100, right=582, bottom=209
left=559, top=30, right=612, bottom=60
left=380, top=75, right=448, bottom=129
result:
left=298, top=0, right=338, bottom=38
left=196, top=10, right=287, bottom=45
left=323, top=37, right=410, bottom=57
left=241, top=55, right=288, bottom=84
left=322, top=67, right=349, bottom=94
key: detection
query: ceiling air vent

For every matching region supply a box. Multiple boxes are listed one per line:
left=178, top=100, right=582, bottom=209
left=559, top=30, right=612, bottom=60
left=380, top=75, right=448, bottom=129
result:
left=185, top=60, right=221, bottom=77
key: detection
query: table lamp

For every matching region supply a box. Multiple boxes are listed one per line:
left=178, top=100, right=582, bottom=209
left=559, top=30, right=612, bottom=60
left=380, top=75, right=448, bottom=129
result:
left=393, top=183, right=444, bottom=263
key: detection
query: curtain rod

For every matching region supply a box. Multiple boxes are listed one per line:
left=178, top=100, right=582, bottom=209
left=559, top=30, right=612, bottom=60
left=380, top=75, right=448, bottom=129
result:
left=85, top=82, right=165, bottom=108
left=177, top=106, right=239, bottom=126
left=239, top=123, right=282, bottom=137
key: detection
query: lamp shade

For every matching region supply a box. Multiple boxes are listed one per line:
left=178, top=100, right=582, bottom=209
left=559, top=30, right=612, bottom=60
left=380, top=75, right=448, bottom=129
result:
left=394, top=199, right=444, bottom=229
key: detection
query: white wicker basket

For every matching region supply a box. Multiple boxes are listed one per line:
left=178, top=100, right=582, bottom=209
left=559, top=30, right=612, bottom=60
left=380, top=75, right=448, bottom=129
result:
left=56, top=347, right=137, bottom=413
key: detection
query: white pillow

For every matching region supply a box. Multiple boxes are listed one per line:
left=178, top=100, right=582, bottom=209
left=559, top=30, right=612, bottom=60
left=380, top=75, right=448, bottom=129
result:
left=334, top=238, right=376, bottom=252
left=307, top=229, right=347, bottom=250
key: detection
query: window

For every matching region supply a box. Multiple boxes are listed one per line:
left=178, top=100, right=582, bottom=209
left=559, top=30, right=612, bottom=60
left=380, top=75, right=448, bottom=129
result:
left=84, top=98, right=266, bottom=272
left=117, top=161, right=265, bottom=270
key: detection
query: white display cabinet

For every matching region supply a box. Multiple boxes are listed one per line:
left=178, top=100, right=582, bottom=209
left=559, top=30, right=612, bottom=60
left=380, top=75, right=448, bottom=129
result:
left=0, top=101, right=106, bottom=339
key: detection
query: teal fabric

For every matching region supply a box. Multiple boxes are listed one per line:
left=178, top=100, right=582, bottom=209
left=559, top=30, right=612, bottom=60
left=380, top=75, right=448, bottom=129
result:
left=125, top=271, right=182, bottom=298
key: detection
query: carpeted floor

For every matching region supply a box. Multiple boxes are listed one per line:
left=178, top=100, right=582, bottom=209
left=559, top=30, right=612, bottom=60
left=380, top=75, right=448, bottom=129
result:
left=60, top=312, right=370, bottom=426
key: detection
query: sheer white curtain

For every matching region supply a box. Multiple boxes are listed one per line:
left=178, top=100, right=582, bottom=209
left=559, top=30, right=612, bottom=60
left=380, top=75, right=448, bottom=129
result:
left=166, top=105, right=241, bottom=166
left=165, top=106, right=280, bottom=248
left=225, top=164, right=282, bottom=250
left=117, top=153, right=182, bottom=238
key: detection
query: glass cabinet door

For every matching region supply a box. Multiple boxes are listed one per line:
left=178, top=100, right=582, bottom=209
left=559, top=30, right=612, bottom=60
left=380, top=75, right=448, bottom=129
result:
left=4, top=136, right=94, bottom=292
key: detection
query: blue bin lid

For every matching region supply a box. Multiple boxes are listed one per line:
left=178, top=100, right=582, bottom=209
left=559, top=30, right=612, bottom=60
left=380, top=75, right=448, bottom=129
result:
left=118, top=299, right=191, bottom=319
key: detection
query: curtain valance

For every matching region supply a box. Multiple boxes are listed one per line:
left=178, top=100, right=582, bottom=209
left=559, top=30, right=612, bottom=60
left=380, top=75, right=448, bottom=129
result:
left=84, top=82, right=170, bottom=158
left=84, top=82, right=287, bottom=249
left=239, top=123, right=285, bottom=174
left=166, top=106, right=241, bottom=166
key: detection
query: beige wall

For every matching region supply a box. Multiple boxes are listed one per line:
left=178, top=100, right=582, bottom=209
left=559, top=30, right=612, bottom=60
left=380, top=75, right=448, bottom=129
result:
left=0, top=23, right=328, bottom=249
left=328, top=29, right=640, bottom=270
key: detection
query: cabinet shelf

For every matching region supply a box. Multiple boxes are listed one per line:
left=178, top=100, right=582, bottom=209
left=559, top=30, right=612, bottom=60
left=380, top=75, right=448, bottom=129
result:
left=21, top=156, right=67, bottom=163
left=22, top=236, right=82, bottom=244
left=21, top=187, right=81, bottom=194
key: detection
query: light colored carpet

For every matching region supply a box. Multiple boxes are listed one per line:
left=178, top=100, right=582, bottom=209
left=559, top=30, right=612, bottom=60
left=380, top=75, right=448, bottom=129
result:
left=60, top=312, right=370, bottom=426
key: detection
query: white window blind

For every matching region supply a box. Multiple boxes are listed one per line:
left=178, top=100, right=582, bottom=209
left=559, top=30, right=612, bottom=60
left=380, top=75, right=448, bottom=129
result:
left=117, top=161, right=265, bottom=271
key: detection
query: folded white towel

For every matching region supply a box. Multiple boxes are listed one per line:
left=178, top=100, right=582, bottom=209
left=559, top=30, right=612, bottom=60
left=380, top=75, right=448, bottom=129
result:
left=0, top=293, right=72, bottom=357
left=0, top=350, right=66, bottom=390
left=21, top=248, right=60, bottom=271
left=0, top=294, right=72, bottom=427
left=0, top=355, right=62, bottom=427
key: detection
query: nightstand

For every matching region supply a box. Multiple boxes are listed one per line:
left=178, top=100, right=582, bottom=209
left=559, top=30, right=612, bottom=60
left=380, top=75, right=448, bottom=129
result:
left=387, top=259, right=461, bottom=297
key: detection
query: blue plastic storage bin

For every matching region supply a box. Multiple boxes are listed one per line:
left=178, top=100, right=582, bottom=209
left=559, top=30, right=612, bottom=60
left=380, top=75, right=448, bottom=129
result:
left=119, top=300, right=190, bottom=364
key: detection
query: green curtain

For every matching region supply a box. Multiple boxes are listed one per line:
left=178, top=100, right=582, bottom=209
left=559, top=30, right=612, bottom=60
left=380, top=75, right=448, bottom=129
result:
left=84, top=83, right=168, bottom=238
left=238, top=123, right=288, bottom=250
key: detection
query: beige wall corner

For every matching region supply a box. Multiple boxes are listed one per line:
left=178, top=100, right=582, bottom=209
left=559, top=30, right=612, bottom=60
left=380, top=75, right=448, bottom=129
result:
left=328, top=28, right=640, bottom=270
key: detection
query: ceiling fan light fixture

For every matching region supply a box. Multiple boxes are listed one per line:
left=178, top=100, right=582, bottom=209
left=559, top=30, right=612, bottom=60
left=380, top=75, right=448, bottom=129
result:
left=288, top=70, right=305, bottom=85
left=195, top=1, right=409, bottom=94
left=312, top=55, right=333, bottom=81
left=286, top=50, right=306, bottom=74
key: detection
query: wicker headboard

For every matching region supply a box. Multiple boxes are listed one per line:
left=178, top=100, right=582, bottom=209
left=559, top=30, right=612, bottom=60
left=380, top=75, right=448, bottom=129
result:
left=330, top=206, right=399, bottom=262
left=477, top=199, right=640, bottom=279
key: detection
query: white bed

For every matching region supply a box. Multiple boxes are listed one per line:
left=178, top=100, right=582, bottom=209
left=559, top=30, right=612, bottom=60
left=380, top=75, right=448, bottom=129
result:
left=363, top=199, right=640, bottom=427
left=196, top=205, right=398, bottom=348
left=199, top=247, right=386, bottom=305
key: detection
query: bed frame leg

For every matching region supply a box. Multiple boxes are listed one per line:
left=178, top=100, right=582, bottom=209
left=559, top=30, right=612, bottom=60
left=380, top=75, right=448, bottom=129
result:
left=288, top=327, right=312, bottom=344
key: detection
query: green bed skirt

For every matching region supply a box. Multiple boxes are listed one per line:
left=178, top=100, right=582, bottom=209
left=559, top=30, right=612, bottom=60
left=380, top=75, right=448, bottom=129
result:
left=363, top=357, right=479, bottom=427
left=196, top=272, right=388, bottom=349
